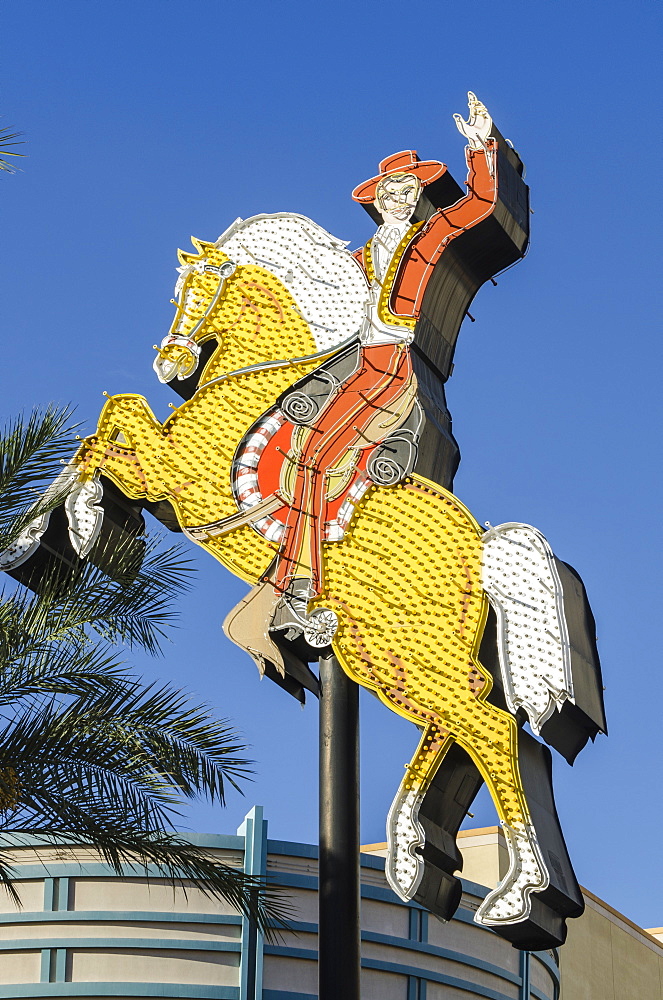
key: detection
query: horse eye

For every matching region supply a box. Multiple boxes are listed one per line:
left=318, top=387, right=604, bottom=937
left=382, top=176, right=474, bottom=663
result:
left=219, top=261, right=236, bottom=278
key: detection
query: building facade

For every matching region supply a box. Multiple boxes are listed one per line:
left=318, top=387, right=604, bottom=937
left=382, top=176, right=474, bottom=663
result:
left=0, top=808, right=658, bottom=999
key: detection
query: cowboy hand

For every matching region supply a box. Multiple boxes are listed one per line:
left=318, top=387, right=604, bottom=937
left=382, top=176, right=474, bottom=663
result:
left=453, top=92, right=493, bottom=150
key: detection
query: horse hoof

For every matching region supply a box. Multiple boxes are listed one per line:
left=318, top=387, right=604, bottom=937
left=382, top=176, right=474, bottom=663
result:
left=474, top=823, right=549, bottom=926
left=385, top=787, right=425, bottom=901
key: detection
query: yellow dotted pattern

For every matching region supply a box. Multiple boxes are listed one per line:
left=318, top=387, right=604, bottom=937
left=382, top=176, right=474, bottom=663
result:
left=313, top=475, right=530, bottom=828
left=75, top=240, right=531, bottom=831
left=75, top=255, right=330, bottom=583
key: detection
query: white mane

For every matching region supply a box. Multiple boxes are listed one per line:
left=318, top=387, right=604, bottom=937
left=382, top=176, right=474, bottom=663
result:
left=214, top=213, right=370, bottom=352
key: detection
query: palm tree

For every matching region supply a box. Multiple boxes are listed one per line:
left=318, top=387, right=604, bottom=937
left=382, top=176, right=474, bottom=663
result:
left=0, top=124, right=25, bottom=173
left=0, top=406, right=288, bottom=932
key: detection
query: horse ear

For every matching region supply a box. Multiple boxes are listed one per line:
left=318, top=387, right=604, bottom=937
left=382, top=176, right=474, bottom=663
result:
left=177, top=238, right=217, bottom=266
left=191, top=237, right=217, bottom=255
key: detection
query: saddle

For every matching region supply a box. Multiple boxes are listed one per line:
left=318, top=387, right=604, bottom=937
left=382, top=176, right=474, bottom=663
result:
left=221, top=347, right=423, bottom=694
left=236, top=345, right=422, bottom=544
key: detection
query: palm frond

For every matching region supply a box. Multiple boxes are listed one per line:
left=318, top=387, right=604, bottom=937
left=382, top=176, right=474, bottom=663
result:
left=0, top=406, right=77, bottom=550
left=0, top=126, right=26, bottom=174
left=0, top=405, right=292, bottom=930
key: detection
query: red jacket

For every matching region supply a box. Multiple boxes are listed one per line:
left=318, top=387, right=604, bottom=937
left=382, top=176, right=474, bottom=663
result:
left=352, top=139, right=498, bottom=330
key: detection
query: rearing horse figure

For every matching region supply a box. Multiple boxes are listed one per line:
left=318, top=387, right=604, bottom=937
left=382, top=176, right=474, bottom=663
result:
left=47, top=210, right=601, bottom=946
left=1, top=101, right=605, bottom=951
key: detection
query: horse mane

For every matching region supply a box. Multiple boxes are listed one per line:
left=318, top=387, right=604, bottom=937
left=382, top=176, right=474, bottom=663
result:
left=182, top=213, right=370, bottom=353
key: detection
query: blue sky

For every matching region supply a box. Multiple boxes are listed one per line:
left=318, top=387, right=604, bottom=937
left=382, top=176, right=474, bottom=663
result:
left=1, top=0, right=661, bottom=928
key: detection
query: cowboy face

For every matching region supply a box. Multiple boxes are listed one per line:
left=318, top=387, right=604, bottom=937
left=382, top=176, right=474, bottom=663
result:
left=374, top=173, right=421, bottom=224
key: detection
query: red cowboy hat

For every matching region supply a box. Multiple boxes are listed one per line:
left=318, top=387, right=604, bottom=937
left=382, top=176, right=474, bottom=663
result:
left=352, top=150, right=447, bottom=204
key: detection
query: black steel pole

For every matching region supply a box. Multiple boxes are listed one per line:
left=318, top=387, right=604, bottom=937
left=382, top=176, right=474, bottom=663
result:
left=318, top=651, right=361, bottom=1000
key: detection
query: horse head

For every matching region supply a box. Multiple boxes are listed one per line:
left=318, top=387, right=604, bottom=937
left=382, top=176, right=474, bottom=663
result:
left=153, top=239, right=238, bottom=385
left=154, top=214, right=370, bottom=388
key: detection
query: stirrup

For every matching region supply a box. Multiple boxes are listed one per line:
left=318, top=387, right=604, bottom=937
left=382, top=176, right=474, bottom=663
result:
left=302, top=607, right=338, bottom=648
left=269, top=579, right=338, bottom=649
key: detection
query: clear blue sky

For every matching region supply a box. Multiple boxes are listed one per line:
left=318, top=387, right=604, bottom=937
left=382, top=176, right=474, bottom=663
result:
left=1, top=0, right=661, bottom=928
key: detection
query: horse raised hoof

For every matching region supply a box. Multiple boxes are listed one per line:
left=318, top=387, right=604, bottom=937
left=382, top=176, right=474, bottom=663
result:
left=0, top=464, right=102, bottom=570
left=474, top=822, right=549, bottom=927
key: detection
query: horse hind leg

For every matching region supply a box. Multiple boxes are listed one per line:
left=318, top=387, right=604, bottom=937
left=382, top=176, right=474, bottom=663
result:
left=453, top=696, right=550, bottom=928
left=385, top=724, right=457, bottom=907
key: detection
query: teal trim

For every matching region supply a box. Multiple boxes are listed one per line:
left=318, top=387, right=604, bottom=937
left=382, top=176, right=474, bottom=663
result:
left=2, top=986, right=240, bottom=998
left=50, top=878, right=68, bottom=912
left=407, top=978, right=428, bottom=1000
left=460, top=877, right=490, bottom=898
left=264, top=945, right=316, bottom=961
left=266, top=839, right=318, bottom=860
left=362, top=957, right=519, bottom=1000
left=407, top=906, right=427, bottom=1000
left=1, top=831, right=245, bottom=852
left=271, top=917, right=557, bottom=994
left=172, top=832, right=244, bottom=851
left=39, top=950, right=50, bottom=983
left=452, top=905, right=491, bottom=926
left=0, top=819, right=560, bottom=1000
left=8, top=862, right=228, bottom=881
left=267, top=872, right=448, bottom=906
left=5, top=911, right=558, bottom=1000
left=279, top=920, right=317, bottom=934
left=52, top=949, right=66, bottom=983
left=59, top=878, right=69, bottom=911
left=0, top=910, right=243, bottom=927
left=43, top=879, right=54, bottom=912
left=263, top=946, right=528, bottom=1000
left=532, top=948, right=560, bottom=983
left=520, top=949, right=531, bottom=999
left=361, top=931, right=522, bottom=986
left=258, top=920, right=530, bottom=990
left=237, top=806, right=267, bottom=1000
left=262, top=993, right=317, bottom=1000
left=0, top=937, right=242, bottom=953
left=269, top=872, right=317, bottom=891
left=359, top=854, right=387, bottom=870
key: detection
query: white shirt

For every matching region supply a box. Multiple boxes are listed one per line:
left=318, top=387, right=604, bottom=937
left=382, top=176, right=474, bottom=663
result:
left=360, top=221, right=414, bottom=347
left=371, top=222, right=409, bottom=282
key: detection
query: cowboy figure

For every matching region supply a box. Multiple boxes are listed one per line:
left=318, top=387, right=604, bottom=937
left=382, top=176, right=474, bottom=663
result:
left=269, top=93, right=498, bottom=647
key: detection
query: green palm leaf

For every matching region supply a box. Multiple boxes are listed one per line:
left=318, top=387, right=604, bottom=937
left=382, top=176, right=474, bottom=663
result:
left=0, top=125, right=26, bottom=174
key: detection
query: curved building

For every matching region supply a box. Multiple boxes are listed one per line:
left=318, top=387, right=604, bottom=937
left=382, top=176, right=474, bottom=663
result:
left=0, top=808, right=658, bottom=999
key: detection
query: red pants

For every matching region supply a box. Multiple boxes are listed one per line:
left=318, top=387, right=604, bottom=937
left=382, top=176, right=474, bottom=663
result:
left=275, top=343, right=411, bottom=596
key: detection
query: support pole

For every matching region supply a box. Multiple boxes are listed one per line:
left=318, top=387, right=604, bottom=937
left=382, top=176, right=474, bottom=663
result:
left=318, top=651, right=361, bottom=1000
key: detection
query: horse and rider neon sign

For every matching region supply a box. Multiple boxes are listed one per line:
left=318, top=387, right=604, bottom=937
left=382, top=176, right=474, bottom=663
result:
left=1, top=94, right=606, bottom=950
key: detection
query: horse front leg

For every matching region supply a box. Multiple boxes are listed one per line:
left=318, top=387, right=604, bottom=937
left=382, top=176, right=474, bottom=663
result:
left=75, top=394, right=170, bottom=502
left=1, top=395, right=170, bottom=568
left=60, top=394, right=175, bottom=557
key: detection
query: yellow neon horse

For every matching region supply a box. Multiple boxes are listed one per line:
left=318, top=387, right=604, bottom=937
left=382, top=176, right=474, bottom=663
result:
left=72, top=214, right=551, bottom=928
